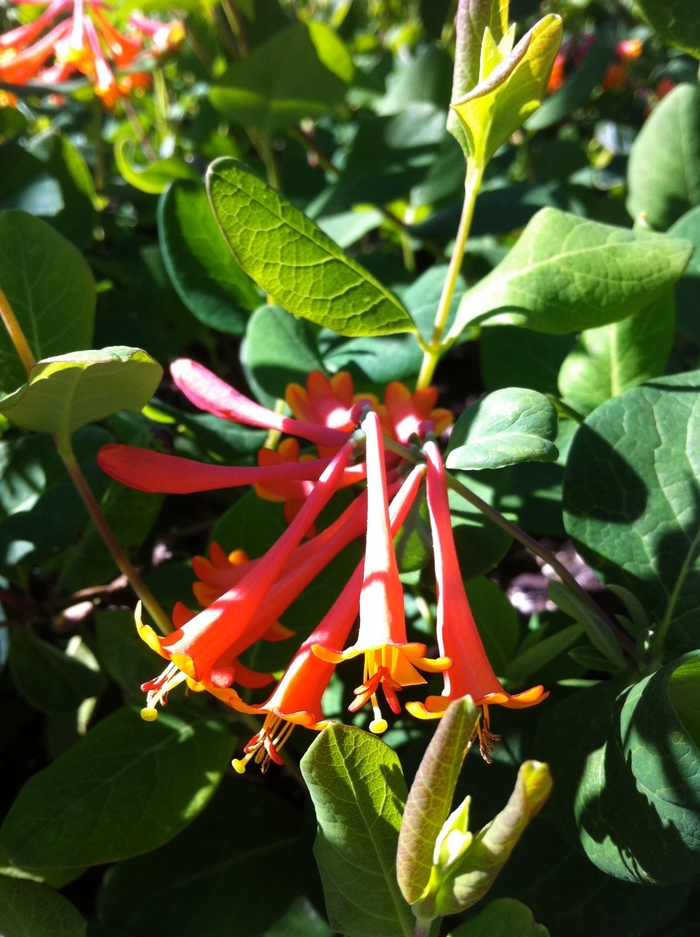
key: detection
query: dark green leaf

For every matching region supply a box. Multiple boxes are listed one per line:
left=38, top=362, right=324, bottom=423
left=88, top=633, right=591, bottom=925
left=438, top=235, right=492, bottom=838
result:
left=207, top=159, right=416, bottom=337
left=211, top=489, right=288, bottom=558
left=506, top=623, right=583, bottom=685
left=97, top=781, right=300, bottom=937
left=446, top=389, right=559, bottom=471
left=634, top=0, right=700, bottom=58
left=210, top=23, right=352, bottom=132
left=627, top=85, right=700, bottom=230
left=1, top=705, right=233, bottom=868
left=0, top=877, right=85, bottom=937
left=8, top=629, right=106, bottom=715
left=243, top=305, right=325, bottom=407
left=0, top=348, right=163, bottom=439
left=0, top=211, right=95, bottom=393
left=558, top=291, right=675, bottom=414
left=322, top=334, right=422, bottom=392
left=95, top=610, right=162, bottom=699
left=301, top=724, right=413, bottom=937
left=668, top=205, right=700, bottom=344
left=380, top=46, right=453, bottom=113
left=526, top=21, right=615, bottom=130
left=397, top=697, right=479, bottom=904
left=450, top=485, right=513, bottom=580
left=449, top=208, right=692, bottom=339
left=547, top=580, right=625, bottom=670
left=159, top=180, right=260, bottom=336
left=468, top=577, right=521, bottom=676
left=449, top=898, right=549, bottom=936
left=480, top=328, right=575, bottom=397
left=264, top=898, right=333, bottom=937
left=563, top=370, right=700, bottom=656
left=397, top=265, right=466, bottom=345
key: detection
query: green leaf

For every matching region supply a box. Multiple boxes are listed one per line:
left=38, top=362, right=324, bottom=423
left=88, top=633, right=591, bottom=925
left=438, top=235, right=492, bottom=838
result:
left=0, top=877, right=85, bottom=937
left=322, top=334, right=422, bottom=393
left=207, top=159, right=416, bottom=337
left=433, top=761, right=553, bottom=916
left=449, top=208, right=692, bottom=339
left=158, top=180, right=261, bottom=336
left=467, top=577, right=520, bottom=676
left=557, top=291, right=675, bottom=414
left=627, top=85, right=700, bottom=230
left=449, top=898, right=549, bottom=937
left=446, top=389, right=559, bottom=471
left=264, top=898, right=333, bottom=937
left=634, top=0, right=700, bottom=58
left=95, top=610, right=162, bottom=699
left=209, top=23, right=352, bottom=133
left=547, top=580, right=626, bottom=670
left=0, top=348, right=163, bottom=439
left=243, top=305, right=325, bottom=407
left=668, top=205, right=700, bottom=344
left=397, top=698, right=479, bottom=904
left=1, top=705, right=233, bottom=869
left=0, top=211, right=95, bottom=393
left=114, top=139, right=198, bottom=196
left=211, top=489, right=288, bottom=558
left=397, top=264, right=466, bottom=345
left=451, top=15, right=563, bottom=166
left=449, top=485, right=513, bottom=580
left=525, top=21, right=615, bottom=130
left=300, top=724, right=413, bottom=937
left=480, top=328, right=575, bottom=397
left=506, top=623, right=583, bottom=685
left=562, top=370, right=700, bottom=656
left=8, top=629, right=106, bottom=715
left=97, top=781, right=300, bottom=937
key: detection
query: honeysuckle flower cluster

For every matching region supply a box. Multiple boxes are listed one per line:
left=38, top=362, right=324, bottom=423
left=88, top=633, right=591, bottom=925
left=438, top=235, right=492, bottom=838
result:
left=0, top=0, right=184, bottom=107
left=97, top=360, right=547, bottom=772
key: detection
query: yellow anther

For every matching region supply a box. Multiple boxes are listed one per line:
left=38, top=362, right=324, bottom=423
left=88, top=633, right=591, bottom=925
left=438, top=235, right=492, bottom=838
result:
left=370, top=718, right=388, bottom=734
left=141, top=707, right=158, bottom=722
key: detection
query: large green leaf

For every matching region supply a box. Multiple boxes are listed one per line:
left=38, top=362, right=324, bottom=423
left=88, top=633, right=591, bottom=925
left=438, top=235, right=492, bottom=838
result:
left=9, top=629, right=106, bottom=714
left=95, top=610, right=162, bottom=700
left=1, top=705, right=233, bottom=869
left=207, top=159, right=416, bottom=337
left=445, top=389, right=559, bottom=471
left=449, top=898, right=549, bottom=937
left=563, top=370, right=700, bottom=656
left=627, top=85, right=700, bottom=231
left=97, top=781, right=300, bottom=937
left=158, top=180, right=260, bottom=336
left=448, top=208, right=692, bottom=339
left=243, top=305, right=325, bottom=407
left=558, top=291, right=675, bottom=414
left=0, top=877, right=85, bottom=937
left=210, top=23, right=352, bottom=133
left=480, top=327, right=575, bottom=397
left=397, top=698, right=479, bottom=905
left=0, top=348, right=163, bottom=439
left=634, top=0, right=700, bottom=58
left=0, top=211, right=95, bottom=393
left=668, top=205, right=700, bottom=344
left=301, top=724, right=413, bottom=937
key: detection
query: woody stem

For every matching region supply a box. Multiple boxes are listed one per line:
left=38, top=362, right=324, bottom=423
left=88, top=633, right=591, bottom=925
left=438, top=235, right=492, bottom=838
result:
left=381, top=436, right=635, bottom=655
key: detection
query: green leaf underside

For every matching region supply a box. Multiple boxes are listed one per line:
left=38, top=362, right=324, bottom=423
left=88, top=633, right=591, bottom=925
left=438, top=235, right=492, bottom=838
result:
left=158, top=180, right=260, bottom=336
left=449, top=208, right=692, bottom=339
left=449, top=897, right=549, bottom=936
left=207, top=159, right=416, bottom=337
left=446, top=388, right=559, bottom=471
left=0, top=876, right=86, bottom=937
left=0, top=347, right=163, bottom=438
left=1, top=705, right=233, bottom=868
left=563, top=370, right=700, bottom=656
left=301, top=725, right=413, bottom=937
left=0, top=211, right=95, bottom=393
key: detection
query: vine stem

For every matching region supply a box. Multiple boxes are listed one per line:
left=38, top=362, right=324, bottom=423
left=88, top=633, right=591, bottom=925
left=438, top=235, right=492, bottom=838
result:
left=382, top=436, right=635, bottom=655
left=416, top=161, right=483, bottom=390
left=56, top=436, right=173, bottom=636
left=413, top=916, right=435, bottom=937
left=0, top=283, right=172, bottom=636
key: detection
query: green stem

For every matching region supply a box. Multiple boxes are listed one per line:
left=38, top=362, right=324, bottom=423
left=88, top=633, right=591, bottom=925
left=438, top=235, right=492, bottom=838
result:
left=416, top=161, right=483, bottom=390
left=57, top=436, right=172, bottom=636
left=413, top=916, right=436, bottom=937
left=247, top=127, right=281, bottom=190
left=0, top=283, right=36, bottom=374
left=382, top=436, right=634, bottom=655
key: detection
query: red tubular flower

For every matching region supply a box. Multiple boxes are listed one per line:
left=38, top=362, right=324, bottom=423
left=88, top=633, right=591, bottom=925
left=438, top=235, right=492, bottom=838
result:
left=0, top=0, right=69, bottom=52
left=128, top=12, right=184, bottom=54
left=313, top=413, right=450, bottom=733
left=378, top=381, right=452, bottom=446
left=228, top=463, right=426, bottom=773
left=171, top=359, right=353, bottom=452
left=90, top=6, right=142, bottom=67
left=406, top=442, right=547, bottom=758
left=0, top=19, right=69, bottom=83
left=97, top=442, right=364, bottom=495
left=285, top=371, right=377, bottom=456
left=83, top=15, right=118, bottom=108
left=137, top=441, right=354, bottom=720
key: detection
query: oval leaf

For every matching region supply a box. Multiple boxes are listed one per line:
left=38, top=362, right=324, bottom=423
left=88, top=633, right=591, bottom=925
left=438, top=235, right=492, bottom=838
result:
left=300, top=724, right=413, bottom=937
left=0, top=347, right=163, bottom=439
left=449, top=898, right=549, bottom=937
left=207, top=159, right=416, bottom=337
left=0, top=211, right=95, bottom=393
left=158, top=179, right=260, bottom=336
left=0, top=877, right=85, bottom=937
left=448, top=208, right=692, bottom=339
left=114, top=139, right=198, bottom=195
left=634, top=0, right=700, bottom=58
left=1, top=705, right=234, bottom=868
left=446, top=388, right=559, bottom=471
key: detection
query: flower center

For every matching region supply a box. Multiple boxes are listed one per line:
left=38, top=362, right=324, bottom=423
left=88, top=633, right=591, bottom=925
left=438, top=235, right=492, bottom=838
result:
left=348, top=648, right=404, bottom=734
left=232, top=714, right=296, bottom=774
left=140, top=662, right=189, bottom=721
